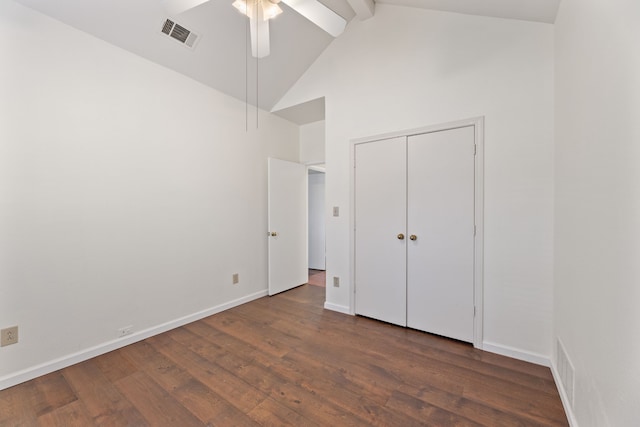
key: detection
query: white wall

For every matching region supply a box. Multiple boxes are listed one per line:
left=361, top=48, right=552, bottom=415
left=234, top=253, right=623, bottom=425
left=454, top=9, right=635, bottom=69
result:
left=299, top=120, right=326, bottom=164
left=275, top=5, right=555, bottom=360
left=554, top=0, right=640, bottom=425
left=0, top=2, right=299, bottom=387
left=308, top=172, right=326, bottom=270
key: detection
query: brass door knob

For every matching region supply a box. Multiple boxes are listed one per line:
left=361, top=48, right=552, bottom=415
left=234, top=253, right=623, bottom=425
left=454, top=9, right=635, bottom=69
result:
left=270, top=232, right=278, bottom=237
left=409, top=235, right=417, bottom=241
left=397, top=233, right=405, bottom=240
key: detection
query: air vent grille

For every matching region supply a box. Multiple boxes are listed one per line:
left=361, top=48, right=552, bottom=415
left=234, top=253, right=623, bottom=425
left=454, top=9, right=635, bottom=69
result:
left=171, top=24, right=190, bottom=43
left=162, top=19, right=174, bottom=35
left=160, top=19, right=199, bottom=49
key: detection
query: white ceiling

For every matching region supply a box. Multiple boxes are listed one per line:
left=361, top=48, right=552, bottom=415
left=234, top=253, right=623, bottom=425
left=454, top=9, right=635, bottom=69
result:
left=380, top=0, right=560, bottom=24
left=15, top=0, right=560, bottom=122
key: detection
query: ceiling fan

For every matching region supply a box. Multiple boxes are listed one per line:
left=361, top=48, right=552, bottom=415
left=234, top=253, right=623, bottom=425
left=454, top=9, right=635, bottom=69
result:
left=165, top=0, right=347, bottom=58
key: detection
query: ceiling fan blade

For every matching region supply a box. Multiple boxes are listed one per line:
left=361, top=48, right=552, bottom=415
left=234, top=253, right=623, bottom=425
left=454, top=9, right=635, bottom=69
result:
left=164, top=0, right=211, bottom=15
left=280, top=0, right=346, bottom=37
left=249, top=15, right=271, bottom=58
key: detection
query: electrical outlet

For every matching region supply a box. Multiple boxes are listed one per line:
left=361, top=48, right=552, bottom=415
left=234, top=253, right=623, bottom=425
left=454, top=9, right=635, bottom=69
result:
left=118, top=326, right=133, bottom=338
left=333, top=276, right=340, bottom=287
left=232, top=273, right=239, bottom=285
left=1, top=326, right=19, bottom=347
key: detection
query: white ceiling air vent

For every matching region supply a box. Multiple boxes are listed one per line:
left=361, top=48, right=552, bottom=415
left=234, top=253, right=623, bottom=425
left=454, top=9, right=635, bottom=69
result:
left=161, top=19, right=200, bottom=49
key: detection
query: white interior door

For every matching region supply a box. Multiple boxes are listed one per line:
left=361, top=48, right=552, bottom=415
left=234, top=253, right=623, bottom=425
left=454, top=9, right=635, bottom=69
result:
left=407, top=126, right=475, bottom=342
left=354, top=137, right=407, bottom=326
left=268, top=158, right=308, bottom=296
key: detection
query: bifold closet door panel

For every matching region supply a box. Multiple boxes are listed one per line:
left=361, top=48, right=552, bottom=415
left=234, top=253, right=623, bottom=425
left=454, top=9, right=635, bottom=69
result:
left=407, top=127, right=475, bottom=343
left=354, top=137, right=407, bottom=326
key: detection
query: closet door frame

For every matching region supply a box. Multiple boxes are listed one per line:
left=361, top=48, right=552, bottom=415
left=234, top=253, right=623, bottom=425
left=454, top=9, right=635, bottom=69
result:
left=349, top=117, right=485, bottom=349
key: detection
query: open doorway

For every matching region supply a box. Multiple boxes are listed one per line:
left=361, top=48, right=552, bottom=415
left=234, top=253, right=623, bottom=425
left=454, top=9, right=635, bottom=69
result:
left=308, top=165, right=325, bottom=287
left=271, top=100, right=326, bottom=292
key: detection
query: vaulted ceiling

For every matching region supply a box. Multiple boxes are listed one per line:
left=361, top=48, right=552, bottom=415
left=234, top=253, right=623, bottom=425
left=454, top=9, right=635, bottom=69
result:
left=16, top=0, right=560, bottom=121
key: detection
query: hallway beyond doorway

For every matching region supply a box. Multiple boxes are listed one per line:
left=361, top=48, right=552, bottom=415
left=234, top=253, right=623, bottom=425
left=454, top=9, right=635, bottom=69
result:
left=308, top=269, right=325, bottom=287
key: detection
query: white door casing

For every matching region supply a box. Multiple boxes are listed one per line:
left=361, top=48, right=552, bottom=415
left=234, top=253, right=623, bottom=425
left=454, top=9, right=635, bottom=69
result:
left=351, top=117, right=484, bottom=348
left=268, top=157, right=308, bottom=296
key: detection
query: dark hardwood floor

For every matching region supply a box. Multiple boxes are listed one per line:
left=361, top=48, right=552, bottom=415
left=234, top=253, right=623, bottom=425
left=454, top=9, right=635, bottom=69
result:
left=0, top=285, right=568, bottom=426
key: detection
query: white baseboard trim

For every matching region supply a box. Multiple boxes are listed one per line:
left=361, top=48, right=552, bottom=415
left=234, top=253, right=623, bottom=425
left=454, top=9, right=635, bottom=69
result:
left=550, top=361, right=579, bottom=427
left=0, top=289, right=268, bottom=391
left=323, top=302, right=351, bottom=315
left=482, top=341, right=551, bottom=367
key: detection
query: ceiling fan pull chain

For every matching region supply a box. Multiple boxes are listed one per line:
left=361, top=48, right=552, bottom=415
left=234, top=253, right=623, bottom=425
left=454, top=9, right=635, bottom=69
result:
left=245, top=8, right=248, bottom=132
left=255, top=0, right=259, bottom=129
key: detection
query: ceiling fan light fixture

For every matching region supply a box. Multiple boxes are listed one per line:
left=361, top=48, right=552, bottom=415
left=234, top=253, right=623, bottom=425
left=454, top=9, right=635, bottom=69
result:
left=262, top=0, right=283, bottom=20
left=233, top=0, right=281, bottom=20
left=232, top=0, right=249, bottom=15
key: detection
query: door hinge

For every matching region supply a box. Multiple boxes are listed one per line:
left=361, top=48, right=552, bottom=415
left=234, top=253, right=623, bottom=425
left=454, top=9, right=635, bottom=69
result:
left=474, top=306, right=476, bottom=317
left=474, top=145, right=477, bottom=156
left=474, top=225, right=477, bottom=236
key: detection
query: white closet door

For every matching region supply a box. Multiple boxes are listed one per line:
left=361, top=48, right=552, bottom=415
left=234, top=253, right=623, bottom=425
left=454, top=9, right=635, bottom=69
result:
left=355, top=137, right=407, bottom=326
left=407, top=127, right=475, bottom=342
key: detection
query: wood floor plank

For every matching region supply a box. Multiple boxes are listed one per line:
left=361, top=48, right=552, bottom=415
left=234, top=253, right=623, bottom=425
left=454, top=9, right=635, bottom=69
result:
left=282, top=348, right=393, bottom=406
left=92, top=349, right=138, bottom=383
left=171, top=379, right=261, bottom=426
left=36, top=401, right=93, bottom=427
left=62, top=358, right=148, bottom=426
left=114, top=372, right=203, bottom=427
left=142, top=331, right=264, bottom=425
left=0, top=284, right=568, bottom=426
left=272, top=351, right=425, bottom=426
left=246, top=397, right=321, bottom=427
left=118, top=341, right=193, bottom=392
left=384, top=389, right=485, bottom=427
left=31, top=373, right=77, bottom=417
left=0, top=371, right=77, bottom=427
left=149, top=330, right=269, bottom=414
left=392, top=384, right=547, bottom=427
left=0, top=382, right=40, bottom=427
left=201, top=311, right=291, bottom=359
